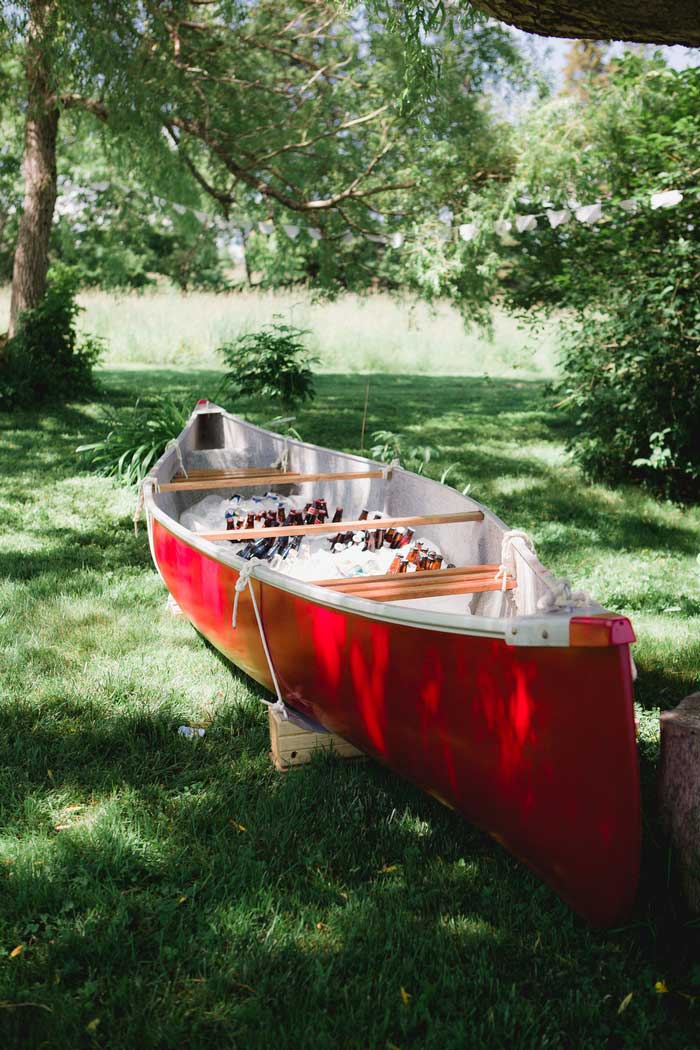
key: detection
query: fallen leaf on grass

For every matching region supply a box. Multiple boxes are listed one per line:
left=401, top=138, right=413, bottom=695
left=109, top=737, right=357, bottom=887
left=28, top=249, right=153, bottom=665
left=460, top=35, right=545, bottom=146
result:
left=378, top=864, right=397, bottom=874
left=316, top=922, right=329, bottom=931
left=47, top=770, right=53, bottom=780
left=618, top=992, right=633, bottom=1014
left=655, top=980, right=669, bottom=994
left=86, top=1018, right=100, bottom=1033
left=177, top=896, right=187, bottom=905
left=9, top=945, right=23, bottom=959
left=54, top=824, right=72, bottom=832
left=229, top=820, right=247, bottom=833
left=400, top=987, right=411, bottom=1007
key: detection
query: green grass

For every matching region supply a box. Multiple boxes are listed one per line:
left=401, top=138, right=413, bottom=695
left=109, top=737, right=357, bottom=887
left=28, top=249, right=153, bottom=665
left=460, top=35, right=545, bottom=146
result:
left=1, top=287, right=560, bottom=377
left=1, top=296, right=700, bottom=1046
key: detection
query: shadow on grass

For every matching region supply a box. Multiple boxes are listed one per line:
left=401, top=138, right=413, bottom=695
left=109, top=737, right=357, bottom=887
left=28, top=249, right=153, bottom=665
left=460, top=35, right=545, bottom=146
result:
left=2, top=366, right=699, bottom=1045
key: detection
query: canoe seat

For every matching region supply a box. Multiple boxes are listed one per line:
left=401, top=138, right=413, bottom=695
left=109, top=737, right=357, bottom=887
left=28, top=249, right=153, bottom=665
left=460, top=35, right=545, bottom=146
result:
left=312, top=565, right=515, bottom=603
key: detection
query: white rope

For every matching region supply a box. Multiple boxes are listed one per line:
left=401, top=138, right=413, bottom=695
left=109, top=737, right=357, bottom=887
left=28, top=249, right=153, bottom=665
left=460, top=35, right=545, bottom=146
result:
left=536, top=574, right=592, bottom=613
left=495, top=529, right=592, bottom=611
left=496, top=529, right=537, bottom=592
left=273, top=440, right=290, bottom=473
left=231, top=563, right=287, bottom=717
left=166, top=439, right=188, bottom=479
left=133, top=481, right=145, bottom=537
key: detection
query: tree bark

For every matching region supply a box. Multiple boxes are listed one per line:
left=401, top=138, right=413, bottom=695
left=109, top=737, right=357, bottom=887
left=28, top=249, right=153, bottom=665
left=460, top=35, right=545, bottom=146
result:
left=8, top=0, right=59, bottom=338
left=658, top=693, right=700, bottom=913
left=472, top=0, right=700, bottom=48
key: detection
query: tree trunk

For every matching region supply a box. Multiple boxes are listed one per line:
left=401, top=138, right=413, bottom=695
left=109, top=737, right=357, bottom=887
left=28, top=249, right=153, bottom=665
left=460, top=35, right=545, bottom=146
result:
left=472, top=0, right=700, bottom=48
left=8, top=0, right=59, bottom=338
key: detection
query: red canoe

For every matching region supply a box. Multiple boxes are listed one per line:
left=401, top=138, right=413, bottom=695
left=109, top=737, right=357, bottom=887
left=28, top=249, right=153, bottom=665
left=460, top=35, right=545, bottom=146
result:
left=144, top=400, right=640, bottom=926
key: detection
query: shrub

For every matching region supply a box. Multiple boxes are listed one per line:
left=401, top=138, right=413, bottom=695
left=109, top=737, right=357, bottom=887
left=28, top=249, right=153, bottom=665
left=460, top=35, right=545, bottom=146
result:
left=0, top=265, right=102, bottom=409
left=76, top=396, right=191, bottom=486
left=557, top=277, right=700, bottom=503
left=219, top=320, right=318, bottom=410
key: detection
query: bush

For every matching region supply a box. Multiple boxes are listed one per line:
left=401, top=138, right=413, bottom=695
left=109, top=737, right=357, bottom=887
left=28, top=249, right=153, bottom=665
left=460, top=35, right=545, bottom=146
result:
left=76, top=396, right=191, bottom=486
left=558, top=292, right=700, bottom=502
left=0, top=266, right=102, bottom=409
left=219, top=320, right=318, bottom=410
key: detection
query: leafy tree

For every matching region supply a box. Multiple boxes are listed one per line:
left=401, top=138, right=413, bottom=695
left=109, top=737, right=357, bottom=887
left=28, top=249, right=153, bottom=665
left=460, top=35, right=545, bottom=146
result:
left=0, top=0, right=528, bottom=335
left=479, top=55, right=700, bottom=500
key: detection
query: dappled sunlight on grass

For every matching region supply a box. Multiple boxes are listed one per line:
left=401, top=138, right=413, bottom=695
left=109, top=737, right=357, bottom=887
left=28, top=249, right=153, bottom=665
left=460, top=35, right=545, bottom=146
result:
left=1, top=363, right=699, bottom=1045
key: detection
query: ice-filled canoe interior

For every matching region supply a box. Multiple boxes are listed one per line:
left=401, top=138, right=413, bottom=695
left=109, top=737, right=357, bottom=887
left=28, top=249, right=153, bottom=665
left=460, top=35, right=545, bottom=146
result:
left=145, top=402, right=641, bottom=927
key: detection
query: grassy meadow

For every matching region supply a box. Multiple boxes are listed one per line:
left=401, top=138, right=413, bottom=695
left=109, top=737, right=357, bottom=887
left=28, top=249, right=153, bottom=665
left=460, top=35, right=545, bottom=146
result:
left=1, top=288, right=699, bottom=1046
left=0, top=286, right=561, bottom=376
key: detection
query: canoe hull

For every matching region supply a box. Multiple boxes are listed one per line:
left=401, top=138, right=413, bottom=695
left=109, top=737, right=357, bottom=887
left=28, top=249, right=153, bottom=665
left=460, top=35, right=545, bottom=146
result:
left=152, top=518, right=640, bottom=927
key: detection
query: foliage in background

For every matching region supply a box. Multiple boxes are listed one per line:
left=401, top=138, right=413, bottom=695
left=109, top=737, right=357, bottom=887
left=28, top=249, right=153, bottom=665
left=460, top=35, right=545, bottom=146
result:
left=76, top=396, right=191, bottom=486
left=220, top=321, right=318, bottom=411
left=0, top=265, right=102, bottom=408
left=0, top=2, right=529, bottom=299
left=481, top=55, right=700, bottom=501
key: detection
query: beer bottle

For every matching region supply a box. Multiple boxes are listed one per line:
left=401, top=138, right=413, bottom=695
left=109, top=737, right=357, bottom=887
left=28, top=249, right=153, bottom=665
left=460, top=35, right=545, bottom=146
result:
left=332, top=506, right=343, bottom=523
left=358, top=509, right=369, bottom=521
left=431, top=553, right=444, bottom=570
left=250, top=536, right=275, bottom=559
left=398, top=528, right=414, bottom=548
left=397, top=557, right=409, bottom=574
left=283, top=535, right=303, bottom=558
left=390, top=527, right=405, bottom=549
left=373, top=514, right=385, bottom=549
left=388, top=553, right=402, bottom=574
left=267, top=535, right=289, bottom=560
left=225, top=510, right=235, bottom=531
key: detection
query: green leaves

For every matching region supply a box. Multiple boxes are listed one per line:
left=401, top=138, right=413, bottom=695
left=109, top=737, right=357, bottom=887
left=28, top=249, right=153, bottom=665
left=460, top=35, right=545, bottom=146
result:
left=76, top=396, right=191, bottom=486
left=219, top=320, right=318, bottom=411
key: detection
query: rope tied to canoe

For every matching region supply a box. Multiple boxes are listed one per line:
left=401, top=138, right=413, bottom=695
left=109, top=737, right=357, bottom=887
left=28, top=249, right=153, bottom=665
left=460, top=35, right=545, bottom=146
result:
left=166, top=439, right=189, bottom=480
left=380, top=458, right=400, bottom=479
left=537, top=574, right=592, bottom=613
left=496, top=530, right=537, bottom=591
left=133, top=481, right=146, bottom=537
left=231, top=562, right=287, bottom=718
left=497, top=530, right=592, bottom=611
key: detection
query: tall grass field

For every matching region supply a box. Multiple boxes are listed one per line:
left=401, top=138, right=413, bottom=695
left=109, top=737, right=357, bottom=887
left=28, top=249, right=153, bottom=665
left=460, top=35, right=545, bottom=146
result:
left=1, top=288, right=699, bottom=1046
left=2, top=286, right=560, bottom=376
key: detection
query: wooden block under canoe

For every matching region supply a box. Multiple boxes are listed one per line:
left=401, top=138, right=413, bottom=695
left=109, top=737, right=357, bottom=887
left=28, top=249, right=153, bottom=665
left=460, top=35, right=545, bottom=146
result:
left=269, top=708, right=364, bottom=772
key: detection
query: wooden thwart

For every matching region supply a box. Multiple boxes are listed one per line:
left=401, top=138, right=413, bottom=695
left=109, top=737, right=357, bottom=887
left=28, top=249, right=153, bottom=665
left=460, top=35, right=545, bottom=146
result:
left=314, top=565, right=514, bottom=602
left=313, top=563, right=500, bottom=587
left=159, top=468, right=389, bottom=493
left=269, top=707, right=363, bottom=772
left=200, top=509, right=484, bottom=542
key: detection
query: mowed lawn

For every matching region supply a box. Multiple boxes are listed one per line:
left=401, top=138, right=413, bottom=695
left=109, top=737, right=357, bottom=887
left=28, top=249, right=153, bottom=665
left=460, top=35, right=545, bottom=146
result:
left=1, top=293, right=700, bottom=1046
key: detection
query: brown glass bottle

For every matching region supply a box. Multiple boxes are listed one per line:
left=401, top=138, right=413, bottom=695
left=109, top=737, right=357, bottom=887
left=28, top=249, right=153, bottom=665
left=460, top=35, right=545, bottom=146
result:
left=388, top=553, right=402, bottom=575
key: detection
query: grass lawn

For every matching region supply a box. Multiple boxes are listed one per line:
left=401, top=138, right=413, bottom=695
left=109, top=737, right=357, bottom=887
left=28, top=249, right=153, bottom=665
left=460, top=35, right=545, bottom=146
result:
left=1, top=292, right=699, bottom=1046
